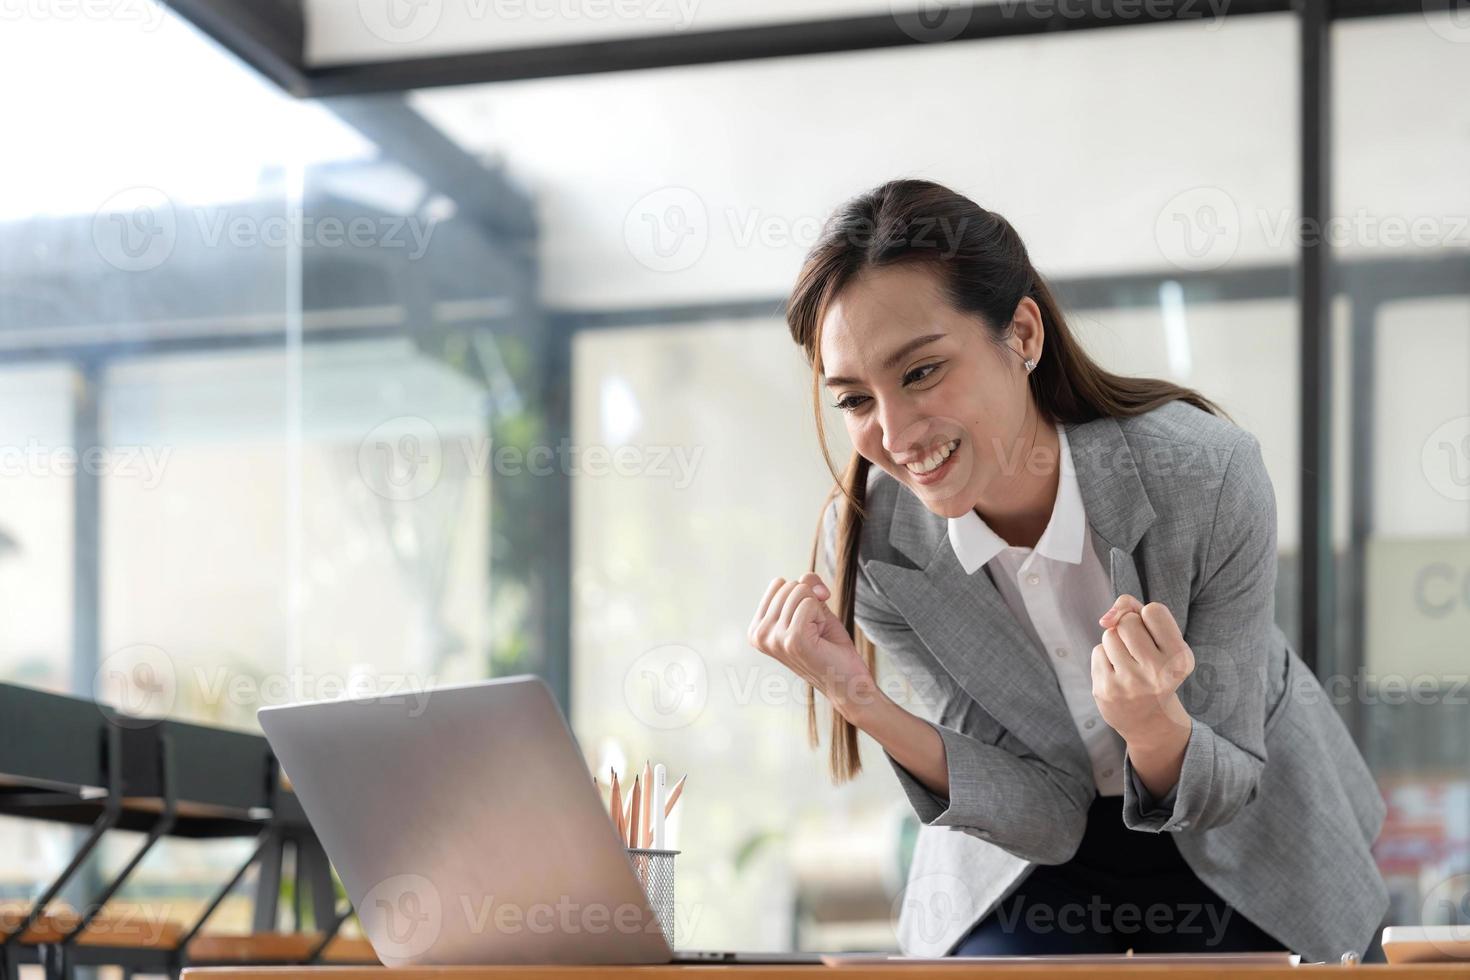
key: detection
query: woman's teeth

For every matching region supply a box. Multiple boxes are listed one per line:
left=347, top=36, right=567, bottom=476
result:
left=907, top=438, right=960, bottom=475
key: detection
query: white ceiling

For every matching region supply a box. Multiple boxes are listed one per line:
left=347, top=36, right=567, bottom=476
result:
left=307, top=0, right=931, bottom=66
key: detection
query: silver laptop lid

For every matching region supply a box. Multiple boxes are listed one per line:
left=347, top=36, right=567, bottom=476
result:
left=258, top=675, right=672, bottom=966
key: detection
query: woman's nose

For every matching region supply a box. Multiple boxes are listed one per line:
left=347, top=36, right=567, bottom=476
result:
left=878, top=400, right=920, bottom=460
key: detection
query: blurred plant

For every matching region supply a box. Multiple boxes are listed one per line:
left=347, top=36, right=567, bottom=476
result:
left=733, top=829, right=785, bottom=875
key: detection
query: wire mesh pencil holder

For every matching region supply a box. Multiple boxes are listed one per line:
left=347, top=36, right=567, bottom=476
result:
left=626, top=847, right=679, bottom=947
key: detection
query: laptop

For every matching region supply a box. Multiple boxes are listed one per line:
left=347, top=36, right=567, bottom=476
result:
left=1380, top=925, right=1470, bottom=964
left=257, top=674, right=822, bottom=966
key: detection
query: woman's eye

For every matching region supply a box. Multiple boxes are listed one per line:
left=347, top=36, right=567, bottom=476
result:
left=832, top=364, right=942, bottom=412
left=904, top=363, right=941, bottom=386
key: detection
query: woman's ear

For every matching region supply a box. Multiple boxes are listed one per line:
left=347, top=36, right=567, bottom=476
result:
left=1009, top=295, right=1045, bottom=364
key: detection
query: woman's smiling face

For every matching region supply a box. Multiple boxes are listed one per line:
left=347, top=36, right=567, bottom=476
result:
left=818, top=262, right=1043, bottom=519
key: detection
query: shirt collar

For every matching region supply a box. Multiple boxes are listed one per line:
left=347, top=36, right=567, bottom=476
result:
left=946, top=422, right=1087, bottom=575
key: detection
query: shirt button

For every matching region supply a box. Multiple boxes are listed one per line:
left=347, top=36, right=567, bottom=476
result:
left=1084, top=719, right=1096, bottom=730
left=1025, top=573, right=1040, bottom=586
left=1053, top=647, right=1068, bottom=658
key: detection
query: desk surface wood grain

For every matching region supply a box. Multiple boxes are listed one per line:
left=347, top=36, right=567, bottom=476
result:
left=182, top=963, right=1470, bottom=978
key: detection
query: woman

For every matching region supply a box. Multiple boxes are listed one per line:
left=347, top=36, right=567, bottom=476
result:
left=747, top=179, right=1388, bottom=962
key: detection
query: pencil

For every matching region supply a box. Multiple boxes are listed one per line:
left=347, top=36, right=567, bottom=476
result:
left=663, top=774, right=686, bottom=818
left=609, top=769, right=624, bottom=841
left=627, top=774, right=642, bottom=849
left=639, top=760, right=654, bottom=847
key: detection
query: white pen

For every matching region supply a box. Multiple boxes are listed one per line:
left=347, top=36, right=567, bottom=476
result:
left=651, top=764, right=667, bottom=849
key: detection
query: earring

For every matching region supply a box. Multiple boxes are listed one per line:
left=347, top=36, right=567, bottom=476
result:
left=1024, top=357, right=1037, bottom=374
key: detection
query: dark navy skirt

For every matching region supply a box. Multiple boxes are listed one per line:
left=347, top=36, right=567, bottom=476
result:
left=953, top=793, right=1287, bottom=956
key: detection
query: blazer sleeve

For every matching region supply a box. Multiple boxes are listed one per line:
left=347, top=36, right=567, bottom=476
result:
left=1120, top=432, right=1275, bottom=833
left=821, top=499, right=1091, bottom=866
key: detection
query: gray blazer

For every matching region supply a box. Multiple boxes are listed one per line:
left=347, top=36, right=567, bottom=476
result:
left=821, top=400, right=1388, bottom=963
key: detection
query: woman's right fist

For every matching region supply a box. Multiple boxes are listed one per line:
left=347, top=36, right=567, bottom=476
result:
left=746, top=572, right=872, bottom=703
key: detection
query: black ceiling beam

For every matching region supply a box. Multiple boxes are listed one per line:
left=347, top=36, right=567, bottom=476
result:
left=319, top=94, right=537, bottom=243
left=162, top=0, right=1438, bottom=99
left=304, top=0, right=1293, bottom=97
left=165, top=0, right=310, bottom=95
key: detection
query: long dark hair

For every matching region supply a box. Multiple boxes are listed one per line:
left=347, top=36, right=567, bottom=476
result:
left=788, top=178, right=1227, bottom=783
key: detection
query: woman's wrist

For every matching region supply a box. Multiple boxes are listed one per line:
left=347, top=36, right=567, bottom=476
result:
left=1124, top=694, right=1192, bottom=800
left=825, top=670, right=890, bottom=727
left=1120, top=693, right=1193, bottom=752
left=828, top=676, right=951, bottom=800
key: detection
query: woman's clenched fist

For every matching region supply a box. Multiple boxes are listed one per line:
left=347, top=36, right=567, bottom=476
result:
left=746, top=572, right=874, bottom=706
left=1091, top=593, right=1195, bottom=744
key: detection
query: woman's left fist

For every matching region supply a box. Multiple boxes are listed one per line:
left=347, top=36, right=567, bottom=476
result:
left=1090, top=594, right=1194, bottom=744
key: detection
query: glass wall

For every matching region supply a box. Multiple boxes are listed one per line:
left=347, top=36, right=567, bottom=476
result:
left=1334, top=11, right=1470, bottom=933
left=0, top=0, right=544, bottom=941
left=2, top=6, right=291, bottom=927
left=0, top=364, right=75, bottom=691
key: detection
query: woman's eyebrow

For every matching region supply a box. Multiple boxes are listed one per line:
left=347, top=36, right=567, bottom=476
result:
left=823, top=332, right=946, bottom=386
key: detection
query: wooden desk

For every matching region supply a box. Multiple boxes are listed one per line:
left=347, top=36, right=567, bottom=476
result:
left=182, top=964, right=1470, bottom=979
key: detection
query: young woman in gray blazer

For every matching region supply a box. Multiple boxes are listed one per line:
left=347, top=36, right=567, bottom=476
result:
left=747, top=179, right=1388, bottom=963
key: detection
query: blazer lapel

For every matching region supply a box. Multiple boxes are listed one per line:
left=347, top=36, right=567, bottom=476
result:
left=861, top=414, right=1158, bottom=779
left=1067, top=413, right=1157, bottom=606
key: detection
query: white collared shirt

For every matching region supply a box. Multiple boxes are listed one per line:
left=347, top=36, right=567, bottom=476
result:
left=946, top=422, right=1127, bottom=797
